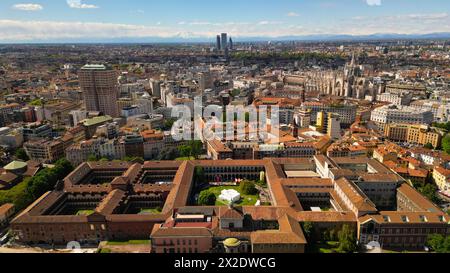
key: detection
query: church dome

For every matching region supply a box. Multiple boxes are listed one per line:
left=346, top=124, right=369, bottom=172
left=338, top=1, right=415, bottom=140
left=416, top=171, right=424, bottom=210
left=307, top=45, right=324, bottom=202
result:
left=223, top=238, right=241, bottom=248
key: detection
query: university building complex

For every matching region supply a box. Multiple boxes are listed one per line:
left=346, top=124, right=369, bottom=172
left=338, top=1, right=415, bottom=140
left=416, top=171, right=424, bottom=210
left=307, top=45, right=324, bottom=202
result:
left=10, top=156, right=449, bottom=253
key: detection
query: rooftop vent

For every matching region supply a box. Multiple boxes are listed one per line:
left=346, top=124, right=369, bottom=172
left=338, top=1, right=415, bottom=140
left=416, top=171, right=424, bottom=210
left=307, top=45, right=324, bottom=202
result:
left=419, top=215, right=428, bottom=223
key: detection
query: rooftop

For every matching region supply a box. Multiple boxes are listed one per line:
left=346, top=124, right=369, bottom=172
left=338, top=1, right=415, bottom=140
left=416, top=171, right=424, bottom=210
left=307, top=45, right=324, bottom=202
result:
left=81, top=64, right=107, bottom=70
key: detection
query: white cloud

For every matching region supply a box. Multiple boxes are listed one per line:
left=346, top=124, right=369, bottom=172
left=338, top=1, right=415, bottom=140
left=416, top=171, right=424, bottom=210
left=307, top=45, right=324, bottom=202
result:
left=258, top=21, right=283, bottom=25
left=12, top=3, right=43, bottom=11
left=189, top=22, right=212, bottom=26
left=366, top=0, right=381, bottom=6
left=67, top=0, right=98, bottom=9
left=287, top=12, right=299, bottom=17
left=0, top=14, right=449, bottom=42
left=406, top=13, right=448, bottom=20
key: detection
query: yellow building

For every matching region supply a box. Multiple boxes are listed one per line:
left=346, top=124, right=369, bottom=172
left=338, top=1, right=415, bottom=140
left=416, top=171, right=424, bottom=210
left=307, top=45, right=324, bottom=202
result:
left=433, top=166, right=450, bottom=192
left=384, top=124, right=442, bottom=148
left=316, top=111, right=326, bottom=133
left=384, top=124, right=409, bottom=142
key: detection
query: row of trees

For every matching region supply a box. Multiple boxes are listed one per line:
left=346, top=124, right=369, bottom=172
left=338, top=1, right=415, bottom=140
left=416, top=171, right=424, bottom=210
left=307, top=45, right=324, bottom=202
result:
left=87, top=155, right=144, bottom=163
left=302, top=222, right=358, bottom=253
left=0, top=159, right=74, bottom=211
left=83, top=140, right=203, bottom=162
left=178, top=140, right=203, bottom=159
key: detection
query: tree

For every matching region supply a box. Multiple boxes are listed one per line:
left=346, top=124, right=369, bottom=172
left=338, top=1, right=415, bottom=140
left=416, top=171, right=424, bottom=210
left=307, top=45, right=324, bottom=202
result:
left=163, top=118, right=176, bottom=130
left=240, top=181, right=258, bottom=195
left=87, top=154, right=98, bottom=161
left=338, top=224, right=357, bottom=253
left=442, top=134, right=450, bottom=154
left=194, top=166, right=206, bottom=184
left=329, top=229, right=337, bottom=242
left=424, top=143, right=434, bottom=150
left=53, top=158, right=74, bottom=178
left=15, top=148, right=29, bottom=161
left=190, top=140, right=203, bottom=159
left=27, top=159, right=74, bottom=199
left=418, top=183, right=440, bottom=204
left=178, top=145, right=192, bottom=158
left=427, top=234, right=450, bottom=253
left=302, top=222, right=314, bottom=239
left=158, top=147, right=180, bottom=160
left=198, top=190, right=216, bottom=205
left=231, top=89, right=241, bottom=97
left=12, top=186, right=34, bottom=211
left=245, top=112, right=250, bottom=123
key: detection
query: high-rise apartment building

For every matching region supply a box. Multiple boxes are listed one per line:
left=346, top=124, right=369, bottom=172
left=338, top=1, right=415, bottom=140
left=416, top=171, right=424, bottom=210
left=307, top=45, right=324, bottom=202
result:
left=221, top=33, right=228, bottom=51
left=216, top=35, right=221, bottom=50
left=79, top=64, right=119, bottom=117
left=150, top=79, right=161, bottom=99
left=327, top=113, right=341, bottom=140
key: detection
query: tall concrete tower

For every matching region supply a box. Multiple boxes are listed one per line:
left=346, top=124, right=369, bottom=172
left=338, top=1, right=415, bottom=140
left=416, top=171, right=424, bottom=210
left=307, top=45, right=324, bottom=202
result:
left=79, top=64, right=119, bottom=117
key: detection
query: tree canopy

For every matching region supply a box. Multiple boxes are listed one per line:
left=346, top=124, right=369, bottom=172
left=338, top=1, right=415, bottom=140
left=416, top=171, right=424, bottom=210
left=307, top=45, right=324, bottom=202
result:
left=427, top=234, right=450, bottom=253
left=239, top=181, right=258, bottom=195
left=338, top=224, right=357, bottom=253
left=198, top=191, right=216, bottom=206
left=442, top=135, right=450, bottom=154
left=15, top=148, right=29, bottom=161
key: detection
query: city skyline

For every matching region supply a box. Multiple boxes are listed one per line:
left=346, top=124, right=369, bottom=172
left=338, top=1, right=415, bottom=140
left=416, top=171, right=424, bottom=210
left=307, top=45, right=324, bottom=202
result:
left=0, top=0, right=449, bottom=42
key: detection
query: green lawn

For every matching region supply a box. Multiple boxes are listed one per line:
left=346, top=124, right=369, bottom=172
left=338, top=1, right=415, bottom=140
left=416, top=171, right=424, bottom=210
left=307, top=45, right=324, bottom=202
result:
left=308, top=241, right=343, bottom=253
left=203, top=185, right=259, bottom=206
left=99, top=248, right=112, bottom=253
left=382, top=249, right=426, bottom=254
left=139, top=208, right=162, bottom=214
left=76, top=210, right=95, bottom=216
left=0, top=178, right=32, bottom=210
left=107, top=240, right=150, bottom=246
left=176, top=157, right=195, bottom=161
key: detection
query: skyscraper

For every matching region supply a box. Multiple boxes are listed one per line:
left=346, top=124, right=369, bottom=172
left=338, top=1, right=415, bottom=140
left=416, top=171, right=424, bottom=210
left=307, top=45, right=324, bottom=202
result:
left=216, top=35, right=221, bottom=50
left=229, top=37, right=233, bottom=50
left=79, top=64, right=119, bottom=117
left=221, top=33, right=228, bottom=51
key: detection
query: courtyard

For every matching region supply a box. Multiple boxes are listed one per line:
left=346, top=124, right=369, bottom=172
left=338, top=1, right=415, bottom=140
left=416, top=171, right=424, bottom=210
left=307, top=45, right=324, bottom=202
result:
left=198, top=185, right=260, bottom=206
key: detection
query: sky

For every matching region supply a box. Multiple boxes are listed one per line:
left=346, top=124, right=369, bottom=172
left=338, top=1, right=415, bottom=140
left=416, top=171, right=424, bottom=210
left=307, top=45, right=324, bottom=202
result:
left=0, top=0, right=449, bottom=42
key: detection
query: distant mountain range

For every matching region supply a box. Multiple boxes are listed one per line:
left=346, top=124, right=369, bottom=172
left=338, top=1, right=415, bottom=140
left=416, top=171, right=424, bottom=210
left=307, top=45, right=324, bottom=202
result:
left=2, top=32, right=450, bottom=44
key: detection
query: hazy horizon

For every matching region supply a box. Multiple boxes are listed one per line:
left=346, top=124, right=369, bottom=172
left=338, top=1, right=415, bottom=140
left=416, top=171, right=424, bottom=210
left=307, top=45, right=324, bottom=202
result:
left=0, top=0, right=449, bottom=43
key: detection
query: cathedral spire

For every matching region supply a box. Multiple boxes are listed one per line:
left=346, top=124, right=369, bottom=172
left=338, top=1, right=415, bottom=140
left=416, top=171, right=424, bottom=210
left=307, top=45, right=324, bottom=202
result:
left=350, top=52, right=356, bottom=66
